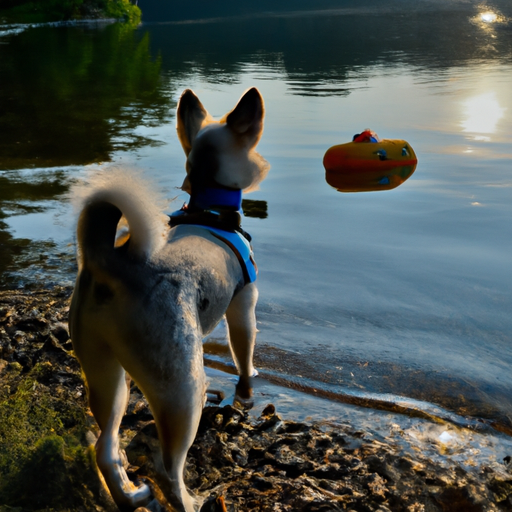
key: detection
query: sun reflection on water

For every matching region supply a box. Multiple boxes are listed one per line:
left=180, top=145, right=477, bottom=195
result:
left=480, top=11, right=498, bottom=23
left=461, top=91, right=506, bottom=141
left=471, top=7, right=507, bottom=28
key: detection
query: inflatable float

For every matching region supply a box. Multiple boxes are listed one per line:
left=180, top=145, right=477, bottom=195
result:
left=323, top=130, right=417, bottom=192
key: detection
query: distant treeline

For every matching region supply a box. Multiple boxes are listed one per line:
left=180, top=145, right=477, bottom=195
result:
left=0, top=0, right=140, bottom=22
left=135, top=0, right=512, bottom=22
left=137, top=0, right=364, bottom=22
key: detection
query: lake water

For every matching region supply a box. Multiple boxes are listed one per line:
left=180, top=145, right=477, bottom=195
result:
left=1, top=2, right=512, bottom=436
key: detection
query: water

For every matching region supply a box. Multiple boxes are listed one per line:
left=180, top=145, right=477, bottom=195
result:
left=1, top=2, right=512, bottom=437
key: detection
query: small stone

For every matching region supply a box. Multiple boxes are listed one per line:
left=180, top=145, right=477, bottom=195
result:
left=51, top=322, right=70, bottom=343
left=261, top=403, right=276, bottom=417
left=8, top=361, right=23, bottom=372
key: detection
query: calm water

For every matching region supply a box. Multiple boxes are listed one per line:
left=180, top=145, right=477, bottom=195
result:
left=1, top=2, right=512, bottom=434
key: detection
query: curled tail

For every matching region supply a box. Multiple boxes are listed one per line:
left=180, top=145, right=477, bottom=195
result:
left=73, top=170, right=169, bottom=270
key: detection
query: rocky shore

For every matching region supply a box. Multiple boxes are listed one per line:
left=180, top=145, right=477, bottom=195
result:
left=1, top=287, right=512, bottom=511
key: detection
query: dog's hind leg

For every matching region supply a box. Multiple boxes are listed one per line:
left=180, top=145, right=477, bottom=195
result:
left=143, top=366, right=206, bottom=512
left=225, top=283, right=258, bottom=404
left=80, top=345, right=152, bottom=510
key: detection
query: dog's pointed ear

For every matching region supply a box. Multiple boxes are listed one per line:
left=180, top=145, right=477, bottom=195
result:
left=225, top=87, right=264, bottom=146
left=177, top=89, right=210, bottom=156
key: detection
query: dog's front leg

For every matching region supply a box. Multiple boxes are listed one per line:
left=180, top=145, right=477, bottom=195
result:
left=225, top=283, right=258, bottom=406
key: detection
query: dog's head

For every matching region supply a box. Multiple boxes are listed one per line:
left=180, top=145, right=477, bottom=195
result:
left=177, top=88, right=270, bottom=193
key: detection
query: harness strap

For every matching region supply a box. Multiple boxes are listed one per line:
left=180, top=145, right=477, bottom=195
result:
left=169, top=208, right=251, bottom=242
left=208, top=230, right=257, bottom=285
left=169, top=182, right=256, bottom=285
left=168, top=212, right=257, bottom=285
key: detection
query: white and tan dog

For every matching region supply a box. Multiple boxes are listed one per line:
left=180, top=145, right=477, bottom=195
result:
left=69, top=88, right=269, bottom=512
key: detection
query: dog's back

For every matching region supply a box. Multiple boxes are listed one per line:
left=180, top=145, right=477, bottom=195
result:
left=70, top=172, right=244, bottom=354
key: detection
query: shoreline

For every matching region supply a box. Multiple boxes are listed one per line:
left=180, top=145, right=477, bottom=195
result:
left=1, top=286, right=512, bottom=510
left=206, top=355, right=512, bottom=438
left=0, top=17, right=119, bottom=37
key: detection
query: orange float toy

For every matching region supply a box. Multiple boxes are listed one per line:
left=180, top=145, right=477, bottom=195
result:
left=323, top=130, right=418, bottom=192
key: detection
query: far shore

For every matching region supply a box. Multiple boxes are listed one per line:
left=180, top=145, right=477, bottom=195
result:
left=0, top=0, right=139, bottom=25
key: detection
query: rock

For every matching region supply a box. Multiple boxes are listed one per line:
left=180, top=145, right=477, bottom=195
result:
left=200, top=495, right=229, bottom=512
left=51, top=322, right=71, bottom=344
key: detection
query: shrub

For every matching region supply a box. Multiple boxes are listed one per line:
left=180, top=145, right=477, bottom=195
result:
left=0, top=376, right=101, bottom=510
left=0, top=0, right=141, bottom=22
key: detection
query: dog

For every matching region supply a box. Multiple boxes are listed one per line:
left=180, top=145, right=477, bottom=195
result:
left=69, top=87, right=269, bottom=512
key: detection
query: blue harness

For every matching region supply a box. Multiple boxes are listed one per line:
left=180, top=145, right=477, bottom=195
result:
left=169, top=186, right=257, bottom=285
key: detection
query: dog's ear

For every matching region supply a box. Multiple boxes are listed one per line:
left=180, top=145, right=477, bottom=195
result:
left=225, top=87, right=264, bottom=147
left=177, top=89, right=210, bottom=156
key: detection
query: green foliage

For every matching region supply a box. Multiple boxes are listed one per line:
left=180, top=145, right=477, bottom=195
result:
left=102, top=0, right=141, bottom=23
left=0, top=0, right=140, bottom=23
left=0, top=377, right=64, bottom=472
left=0, top=369, right=100, bottom=510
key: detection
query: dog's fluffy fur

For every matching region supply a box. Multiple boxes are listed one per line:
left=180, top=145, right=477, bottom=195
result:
left=69, top=88, right=269, bottom=512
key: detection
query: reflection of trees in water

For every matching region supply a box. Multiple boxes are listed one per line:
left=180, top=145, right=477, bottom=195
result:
left=0, top=21, right=173, bottom=286
left=0, top=22, right=173, bottom=170
left=0, top=173, right=71, bottom=288
left=149, top=10, right=512, bottom=96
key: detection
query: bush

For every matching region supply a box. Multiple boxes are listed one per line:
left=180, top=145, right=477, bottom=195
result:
left=102, top=0, right=141, bottom=22
left=0, top=0, right=141, bottom=22
left=0, top=376, right=101, bottom=510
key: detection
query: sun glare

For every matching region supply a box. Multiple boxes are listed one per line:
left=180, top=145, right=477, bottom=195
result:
left=461, top=92, right=506, bottom=140
left=480, top=11, right=498, bottom=23
left=470, top=8, right=506, bottom=27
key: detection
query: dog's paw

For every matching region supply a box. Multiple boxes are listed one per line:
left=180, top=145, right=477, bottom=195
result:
left=134, top=497, right=166, bottom=512
left=233, top=394, right=254, bottom=411
left=126, top=481, right=153, bottom=509
left=234, top=375, right=254, bottom=409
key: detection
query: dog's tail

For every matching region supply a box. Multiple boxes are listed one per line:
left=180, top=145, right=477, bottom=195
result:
left=72, top=170, right=169, bottom=270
